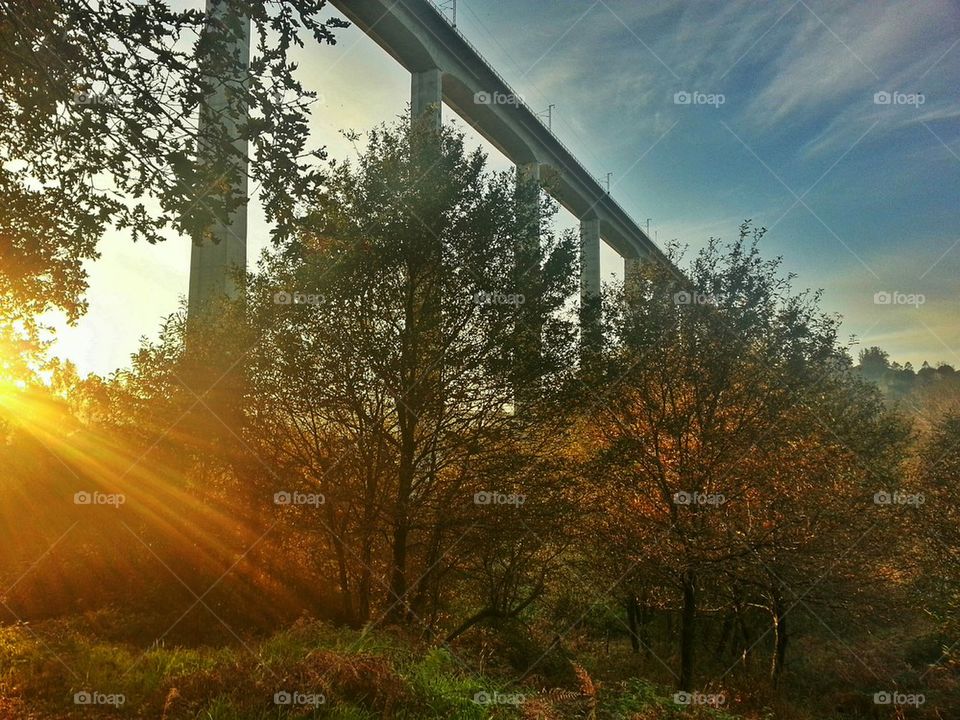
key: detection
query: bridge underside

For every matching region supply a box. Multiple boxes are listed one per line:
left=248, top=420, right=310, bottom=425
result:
left=188, top=0, right=677, bottom=346
left=327, top=0, right=675, bottom=332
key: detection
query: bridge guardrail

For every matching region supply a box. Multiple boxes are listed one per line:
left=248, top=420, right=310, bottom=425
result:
left=422, top=0, right=667, bottom=261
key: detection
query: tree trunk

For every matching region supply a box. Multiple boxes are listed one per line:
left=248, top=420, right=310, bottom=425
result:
left=735, top=601, right=753, bottom=668
left=358, top=533, right=372, bottom=624
left=358, top=455, right=380, bottom=626
left=639, top=589, right=651, bottom=658
left=385, top=413, right=415, bottom=623
left=325, top=503, right=353, bottom=623
left=770, top=593, right=788, bottom=687
left=385, top=515, right=409, bottom=621
left=714, top=612, right=733, bottom=661
left=413, top=520, right=442, bottom=617
left=626, top=593, right=640, bottom=653
left=332, top=534, right=352, bottom=623
left=678, top=570, right=696, bottom=691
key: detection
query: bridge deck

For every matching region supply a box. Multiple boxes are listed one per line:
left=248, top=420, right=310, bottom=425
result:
left=326, top=0, right=674, bottom=270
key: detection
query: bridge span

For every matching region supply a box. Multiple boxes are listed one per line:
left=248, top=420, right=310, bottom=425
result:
left=326, top=0, right=673, bottom=309
left=189, top=0, right=676, bottom=326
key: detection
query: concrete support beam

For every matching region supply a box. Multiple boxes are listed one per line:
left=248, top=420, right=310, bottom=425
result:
left=514, top=162, right=542, bottom=407
left=517, top=161, right=540, bottom=187
left=580, top=218, right=600, bottom=300
left=580, top=216, right=602, bottom=351
left=516, top=161, right=541, bottom=282
left=580, top=216, right=601, bottom=301
left=624, top=255, right=645, bottom=303
left=327, top=0, right=676, bottom=273
left=411, top=67, right=443, bottom=129
left=188, top=0, right=250, bottom=319
left=409, top=68, right=445, bottom=417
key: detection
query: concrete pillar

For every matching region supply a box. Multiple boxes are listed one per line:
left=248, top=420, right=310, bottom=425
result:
left=411, top=67, right=442, bottom=129
left=408, top=68, right=445, bottom=416
left=580, top=216, right=602, bottom=350
left=516, top=162, right=541, bottom=285
left=624, top=254, right=645, bottom=302
left=514, top=162, right=542, bottom=407
left=188, top=0, right=251, bottom=319
left=517, top=162, right=541, bottom=189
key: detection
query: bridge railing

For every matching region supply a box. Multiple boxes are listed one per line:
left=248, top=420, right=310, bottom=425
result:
left=422, top=0, right=662, bottom=257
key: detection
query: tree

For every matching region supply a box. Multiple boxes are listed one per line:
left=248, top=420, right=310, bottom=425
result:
left=585, top=224, right=909, bottom=691
left=243, top=117, right=579, bottom=626
left=0, top=0, right=345, bottom=339
left=858, top=346, right=890, bottom=381
left=730, top=366, right=910, bottom=687
left=914, top=413, right=960, bottom=649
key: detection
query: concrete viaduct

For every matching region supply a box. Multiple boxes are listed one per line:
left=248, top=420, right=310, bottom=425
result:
left=189, top=0, right=675, bottom=331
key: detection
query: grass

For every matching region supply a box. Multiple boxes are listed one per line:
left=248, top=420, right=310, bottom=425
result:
left=0, top=611, right=757, bottom=719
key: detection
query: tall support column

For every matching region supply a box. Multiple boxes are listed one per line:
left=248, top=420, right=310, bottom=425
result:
left=188, top=0, right=251, bottom=319
left=624, top=254, right=645, bottom=304
left=388, top=67, right=445, bottom=623
left=185, top=0, right=252, bottom=444
left=516, top=162, right=541, bottom=193
left=411, top=67, right=442, bottom=129
left=514, top=162, right=542, bottom=408
left=580, top=216, right=602, bottom=355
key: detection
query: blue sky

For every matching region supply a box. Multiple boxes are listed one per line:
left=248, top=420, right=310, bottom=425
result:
left=52, top=0, right=960, bottom=373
